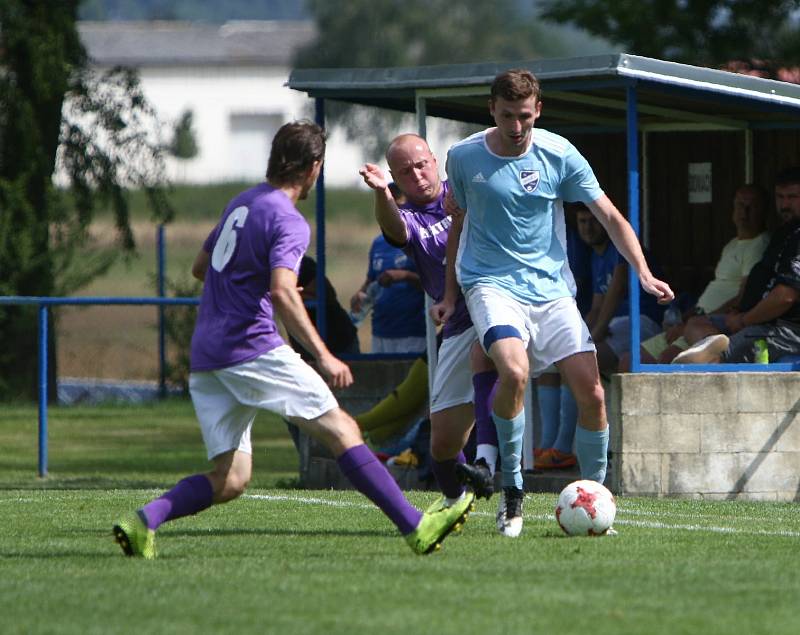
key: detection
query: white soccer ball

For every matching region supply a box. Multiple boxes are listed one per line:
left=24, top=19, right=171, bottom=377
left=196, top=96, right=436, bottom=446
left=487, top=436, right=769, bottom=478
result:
left=555, top=479, right=616, bottom=536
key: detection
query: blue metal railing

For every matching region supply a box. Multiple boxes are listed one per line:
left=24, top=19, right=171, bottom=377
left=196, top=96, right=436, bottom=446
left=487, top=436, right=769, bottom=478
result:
left=0, top=294, right=418, bottom=478
left=0, top=295, right=200, bottom=477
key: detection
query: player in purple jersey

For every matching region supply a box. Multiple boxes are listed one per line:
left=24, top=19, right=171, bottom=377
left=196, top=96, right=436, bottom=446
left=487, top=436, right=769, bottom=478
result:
left=359, top=134, right=498, bottom=511
left=112, top=121, right=473, bottom=559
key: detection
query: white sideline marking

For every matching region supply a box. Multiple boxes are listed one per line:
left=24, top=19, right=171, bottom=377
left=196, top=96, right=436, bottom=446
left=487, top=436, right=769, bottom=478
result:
left=246, top=493, right=374, bottom=509
left=617, top=506, right=800, bottom=523
left=613, top=517, right=800, bottom=537
left=244, top=493, right=800, bottom=538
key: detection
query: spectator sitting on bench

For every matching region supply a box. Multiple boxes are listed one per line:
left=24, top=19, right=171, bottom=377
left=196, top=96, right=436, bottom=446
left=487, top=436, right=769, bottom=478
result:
left=574, top=204, right=666, bottom=376
left=673, top=167, right=800, bottom=364
left=620, top=184, right=770, bottom=369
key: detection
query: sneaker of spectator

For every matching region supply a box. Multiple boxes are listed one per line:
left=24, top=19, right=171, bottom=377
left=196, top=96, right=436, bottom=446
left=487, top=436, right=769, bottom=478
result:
left=534, top=448, right=578, bottom=470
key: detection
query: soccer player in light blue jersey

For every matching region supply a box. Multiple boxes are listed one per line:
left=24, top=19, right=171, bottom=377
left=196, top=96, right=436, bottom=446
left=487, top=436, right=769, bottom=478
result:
left=433, top=69, right=674, bottom=537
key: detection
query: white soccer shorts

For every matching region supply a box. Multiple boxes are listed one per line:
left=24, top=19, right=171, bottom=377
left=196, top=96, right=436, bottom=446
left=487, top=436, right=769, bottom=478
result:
left=430, top=326, right=477, bottom=414
left=189, top=345, right=339, bottom=460
left=465, top=285, right=595, bottom=377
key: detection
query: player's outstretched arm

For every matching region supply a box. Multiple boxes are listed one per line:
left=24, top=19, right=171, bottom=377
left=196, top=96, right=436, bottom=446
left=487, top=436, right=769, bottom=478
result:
left=588, top=195, right=675, bottom=304
left=431, top=195, right=464, bottom=325
left=271, top=267, right=353, bottom=389
left=358, top=163, right=408, bottom=245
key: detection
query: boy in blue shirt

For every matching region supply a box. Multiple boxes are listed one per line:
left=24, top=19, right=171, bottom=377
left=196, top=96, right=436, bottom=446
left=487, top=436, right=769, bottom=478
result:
left=351, top=234, right=426, bottom=353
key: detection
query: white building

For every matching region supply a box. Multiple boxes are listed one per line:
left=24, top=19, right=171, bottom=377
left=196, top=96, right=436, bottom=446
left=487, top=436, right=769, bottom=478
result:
left=78, top=20, right=371, bottom=186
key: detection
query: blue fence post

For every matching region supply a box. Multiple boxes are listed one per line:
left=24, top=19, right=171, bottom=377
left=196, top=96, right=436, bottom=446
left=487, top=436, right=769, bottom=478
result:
left=314, top=97, right=327, bottom=341
left=626, top=84, right=642, bottom=373
left=37, top=304, right=48, bottom=478
left=157, top=224, right=167, bottom=399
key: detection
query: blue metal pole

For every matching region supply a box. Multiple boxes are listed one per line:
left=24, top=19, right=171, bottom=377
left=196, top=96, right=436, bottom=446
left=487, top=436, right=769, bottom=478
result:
left=626, top=84, right=642, bottom=373
left=37, top=304, right=48, bottom=477
left=314, top=97, right=327, bottom=341
left=157, top=224, right=167, bottom=398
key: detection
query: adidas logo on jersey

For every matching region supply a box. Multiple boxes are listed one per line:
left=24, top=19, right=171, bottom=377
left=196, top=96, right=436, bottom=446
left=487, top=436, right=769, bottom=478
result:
left=472, top=172, right=487, bottom=183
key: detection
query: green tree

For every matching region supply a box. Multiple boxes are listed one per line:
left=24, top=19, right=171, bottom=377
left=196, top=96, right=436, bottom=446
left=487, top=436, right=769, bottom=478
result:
left=0, top=1, right=173, bottom=400
left=539, top=0, right=800, bottom=74
left=169, top=109, right=199, bottom=160
left=294, top=0, right=571, bottom=158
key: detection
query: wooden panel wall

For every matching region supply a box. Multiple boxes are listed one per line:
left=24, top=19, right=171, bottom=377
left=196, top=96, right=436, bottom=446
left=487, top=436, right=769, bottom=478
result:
left=753, top=130, right=800, bottom=202
left=570, top=129, right=800, bottom=303
left=645, top=131, right=745, bottom=300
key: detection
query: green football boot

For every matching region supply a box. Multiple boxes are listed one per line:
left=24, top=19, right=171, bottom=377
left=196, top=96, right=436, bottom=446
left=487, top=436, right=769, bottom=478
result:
left=406, top=491, right=475, bottom=555
left=424, top=491, right=469, bottom=514
left=113, top=511, right=156, bottom=560
left=424, top=494, right=450, bottom=514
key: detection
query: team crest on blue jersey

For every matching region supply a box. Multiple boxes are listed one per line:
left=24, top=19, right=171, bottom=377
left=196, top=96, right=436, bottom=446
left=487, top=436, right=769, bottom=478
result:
left=519, top=170, right=540, bottom=193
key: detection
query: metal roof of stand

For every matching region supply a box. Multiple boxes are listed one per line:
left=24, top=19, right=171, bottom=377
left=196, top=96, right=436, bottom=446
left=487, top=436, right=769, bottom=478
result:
left=289, top=54, right=800, bottom=131
left=288, top=53, right=800, bottom=373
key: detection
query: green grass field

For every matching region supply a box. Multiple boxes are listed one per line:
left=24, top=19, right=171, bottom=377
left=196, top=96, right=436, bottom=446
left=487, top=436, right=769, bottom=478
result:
left=2, top=401, right=800, bottom=634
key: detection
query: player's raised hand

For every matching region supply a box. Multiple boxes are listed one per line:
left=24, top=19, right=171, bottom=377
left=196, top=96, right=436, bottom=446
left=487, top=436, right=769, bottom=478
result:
left=640, top=273, right=675, bottom=304
left=317, top=353, right=354, bottom=389
left=359, top=163, right=388, bottom=191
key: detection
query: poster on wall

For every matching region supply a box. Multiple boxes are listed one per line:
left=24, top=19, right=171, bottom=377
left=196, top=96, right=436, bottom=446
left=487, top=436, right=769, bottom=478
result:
left=688, top=162, right=712, bottom=204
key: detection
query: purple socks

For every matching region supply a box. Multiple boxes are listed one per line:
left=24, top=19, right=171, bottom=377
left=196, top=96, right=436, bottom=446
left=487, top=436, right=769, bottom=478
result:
left=473, top=371, right=499, bottom=447
left=337, top=444, right=422, bottom=535
left=431, top=451, right=466, bottom=499
left=141, top=474, right=214, bottom=531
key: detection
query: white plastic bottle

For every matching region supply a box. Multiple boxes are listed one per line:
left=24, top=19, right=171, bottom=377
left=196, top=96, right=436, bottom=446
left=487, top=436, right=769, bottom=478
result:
left=349, top=281, right=382, bottom=327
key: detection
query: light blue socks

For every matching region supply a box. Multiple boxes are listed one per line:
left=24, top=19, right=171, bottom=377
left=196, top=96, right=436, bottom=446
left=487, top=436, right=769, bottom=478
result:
left=536, top=384, right=560, bottom=449
left=492, top=409, right=526, bottom=489
left=575, top=425, right=609, bottom=483
left=555, top=385, right=578, bottom=454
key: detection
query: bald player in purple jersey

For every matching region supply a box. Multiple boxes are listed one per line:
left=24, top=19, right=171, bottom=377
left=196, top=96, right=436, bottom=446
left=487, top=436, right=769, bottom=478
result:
left=112, top=121, right=473, bottom=559
left=359, top=134, right=499, bottom=510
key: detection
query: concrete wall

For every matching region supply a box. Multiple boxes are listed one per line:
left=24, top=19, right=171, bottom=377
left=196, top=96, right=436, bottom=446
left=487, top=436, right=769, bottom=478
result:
left=299, top=362, right=800, bottom=500
left=609, top=372, right=800, bottom=501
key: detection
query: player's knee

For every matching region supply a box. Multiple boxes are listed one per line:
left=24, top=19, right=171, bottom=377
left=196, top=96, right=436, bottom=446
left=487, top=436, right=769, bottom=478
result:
left=219, top=472, right=250, bottom=502
left=498, top=362, right=528, bottom=393
left=575, top=381, right=605, bottom=415
left=314, top=410, right=364, bottom=456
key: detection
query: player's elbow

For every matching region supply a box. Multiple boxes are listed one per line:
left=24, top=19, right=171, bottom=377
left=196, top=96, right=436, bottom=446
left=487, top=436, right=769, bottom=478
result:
left=191, top=263, right=205, bottom=281
left=191, top=250, right=209, bottom=281
left=270, top=285, right=295, bottom=313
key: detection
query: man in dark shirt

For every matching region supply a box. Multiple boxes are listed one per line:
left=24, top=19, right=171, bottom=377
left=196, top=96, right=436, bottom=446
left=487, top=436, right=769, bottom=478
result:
left=675, top=167, right=800, bottom=364
left=290, top=256, right=359, bottom=360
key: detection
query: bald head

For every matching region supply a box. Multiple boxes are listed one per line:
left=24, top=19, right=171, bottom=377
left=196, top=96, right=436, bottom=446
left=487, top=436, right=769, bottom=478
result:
left=385, top=134, right=442, bottom=206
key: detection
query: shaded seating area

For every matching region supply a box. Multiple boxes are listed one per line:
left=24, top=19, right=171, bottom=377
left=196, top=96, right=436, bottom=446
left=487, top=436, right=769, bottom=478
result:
left=290, top=54, right=800, bottom=499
